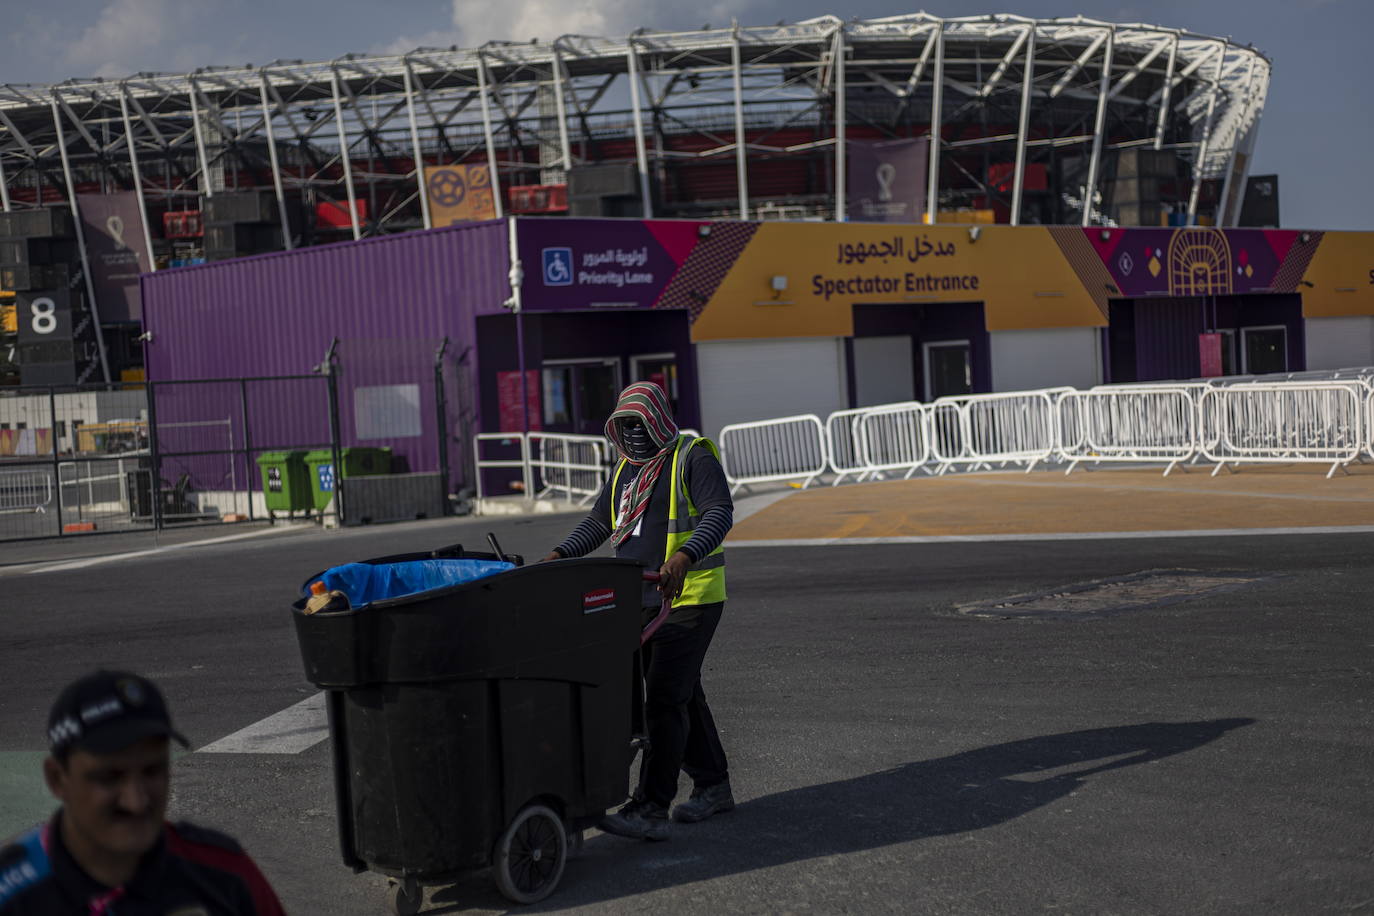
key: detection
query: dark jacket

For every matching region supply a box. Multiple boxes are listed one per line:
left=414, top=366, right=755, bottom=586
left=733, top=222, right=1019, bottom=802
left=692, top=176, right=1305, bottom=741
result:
left=0, top=813, right=286, bottom=915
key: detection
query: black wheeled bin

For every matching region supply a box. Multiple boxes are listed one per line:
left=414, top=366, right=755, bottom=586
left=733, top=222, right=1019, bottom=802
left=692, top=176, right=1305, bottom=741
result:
left=290, top=545, right=643, bottom=913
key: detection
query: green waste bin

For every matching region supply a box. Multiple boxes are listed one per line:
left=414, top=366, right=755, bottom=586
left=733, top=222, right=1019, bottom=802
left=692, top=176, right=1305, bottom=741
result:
left=256, top=451, right=313, bottom=518
left=303, top=447, right=391, bottom=512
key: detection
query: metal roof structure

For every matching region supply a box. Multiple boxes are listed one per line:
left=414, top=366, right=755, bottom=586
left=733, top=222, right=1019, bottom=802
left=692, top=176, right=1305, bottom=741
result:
left=0, top=12, right=1270, bottom=239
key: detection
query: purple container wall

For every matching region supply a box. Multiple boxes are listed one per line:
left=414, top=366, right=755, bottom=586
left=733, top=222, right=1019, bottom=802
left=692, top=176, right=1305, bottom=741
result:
left=140, top=221, right=510, bottom=491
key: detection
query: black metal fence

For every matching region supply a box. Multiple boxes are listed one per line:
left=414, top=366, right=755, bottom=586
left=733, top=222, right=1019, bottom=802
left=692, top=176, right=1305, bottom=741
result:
left=0, top=342, right=465, bottom=542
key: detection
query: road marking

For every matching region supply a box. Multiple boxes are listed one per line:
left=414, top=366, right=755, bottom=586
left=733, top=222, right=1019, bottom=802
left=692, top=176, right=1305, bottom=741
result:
left=726, top=524, right=1374, bottom=548
left=24, top=525, right=306, bottom=575
left=198, top=693, right=328, bottom=754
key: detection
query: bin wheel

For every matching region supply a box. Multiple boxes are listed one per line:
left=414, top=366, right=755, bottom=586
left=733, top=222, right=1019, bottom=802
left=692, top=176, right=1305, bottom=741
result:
left=493, top=804, right=567, bottom=905
left=387, top=879, right=422, bottom=916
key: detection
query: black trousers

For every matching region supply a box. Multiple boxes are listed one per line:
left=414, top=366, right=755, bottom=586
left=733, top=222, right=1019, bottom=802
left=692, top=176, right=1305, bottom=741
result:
left=636, top=602, right=730, bottom=808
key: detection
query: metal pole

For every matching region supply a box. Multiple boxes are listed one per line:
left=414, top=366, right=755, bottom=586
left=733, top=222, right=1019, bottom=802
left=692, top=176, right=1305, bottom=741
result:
left=0, top=131, right=11, bottom=211
left=434, top=337, right=451, bottom=514
left=1188, top=44, right=1227, bottom=223
left=1154, top=34, right=1179, bottom=151
left=48, top=386, right=63, bottom=534
left=118, top=85, right=157, bottom=270
left=926, top=23, right=945, bottom=224
left=401, top=58, right=432, bottom=230
left=833, top=28, right=846, bottom=222
left=258, top=72, right=294, bottom=249
left=551, top=48, right=573, bottom=172
left=239, top=377, right=254, bottom=522
left=147, top=381, right=162, bottom=531
left=476, top=52, right=506, bottom=218
left=49, top=96, right=112, bottom=385
left=626, top=39, right=653, bottom=217
left=329, top=67, right=362, bottom=240
left=187, top=77, right=214, bottom=198
left=731, top=25, right=750, bottom=219
left=1010, top=25, right=1036, bottom=226
left=1081, top=27, right=1115, bottom=227
left=325, top=366, right=345, bottom=525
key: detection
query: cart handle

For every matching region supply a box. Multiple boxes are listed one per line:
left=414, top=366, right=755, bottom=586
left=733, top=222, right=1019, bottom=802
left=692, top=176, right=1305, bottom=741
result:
left=641, top=572, right=671, bottom=646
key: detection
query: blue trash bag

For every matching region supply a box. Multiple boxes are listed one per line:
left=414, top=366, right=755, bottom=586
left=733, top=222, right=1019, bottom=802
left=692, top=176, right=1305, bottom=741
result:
left=309, top=559, right=515, bottom=607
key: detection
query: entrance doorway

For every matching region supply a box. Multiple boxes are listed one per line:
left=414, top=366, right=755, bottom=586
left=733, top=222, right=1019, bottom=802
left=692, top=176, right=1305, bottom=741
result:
left=1241, top=325, right=1287, bottom=374
left=923, top=341, right=973, bottom=400
left=540, top=358, right=621, bottom=436
left=629, top=352, right=680, bottom=415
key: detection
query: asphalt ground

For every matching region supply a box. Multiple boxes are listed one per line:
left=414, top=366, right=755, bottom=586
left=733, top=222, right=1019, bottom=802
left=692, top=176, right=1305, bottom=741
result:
left=1, top=499, right=1372, bottom=913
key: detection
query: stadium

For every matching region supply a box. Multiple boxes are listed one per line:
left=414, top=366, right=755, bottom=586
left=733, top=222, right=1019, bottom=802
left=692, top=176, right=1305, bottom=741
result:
left=0, top=12, right=1369, bottom=534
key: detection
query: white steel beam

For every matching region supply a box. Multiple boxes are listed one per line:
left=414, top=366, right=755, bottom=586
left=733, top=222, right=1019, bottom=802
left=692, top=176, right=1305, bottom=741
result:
left=833, top=27, right=846, bottom=222
left=401, top=59, right=431, bottom=230
left=551, top=48, right=573, bottom=171
left=978, top=26, right=1030, bottom=98
left=1082, top=28, right=1115, bottom=227
left=1187, top=43, right=1226, bottom=222
left=626, top=39, right=653, bottom=217
left=926, top=23, right=944, bottom=224
left=117, top=84, right=157, bottom=269
left=476, top=52, right=506, bottom=219
left=186, top=77, right=215, bottom=197
left=328, top=66, right=362, bottom=239
left=258, top=72, right=294, bottom=248
left=48, top=96, right=111, bottom=385
left=1049, top=31, right=1107, bottom=99
left=1010, top=25, right=1035, bottom=226
left=1153, top=34, right=1179, bottom=149
left=731, top=24, right=749, bottom=219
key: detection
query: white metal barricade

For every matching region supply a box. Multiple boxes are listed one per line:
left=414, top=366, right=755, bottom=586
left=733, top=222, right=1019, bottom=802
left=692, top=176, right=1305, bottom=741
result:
left=530, top=433, right=608, bottom=506
left=856, top=402, right=931, bottom=480
left=0, top=468, right=53, bottom=513
left=929, top=389, right=1064, bottom=475
left=473, top=433, right=532, bottom=501
left=1058, top=385, right=1201, bottom=476
left=824, top=407, right=873, bottom=485
left=718, top=414, right=827, bottom=493
left=1198, top=382, right=1365, bottom=478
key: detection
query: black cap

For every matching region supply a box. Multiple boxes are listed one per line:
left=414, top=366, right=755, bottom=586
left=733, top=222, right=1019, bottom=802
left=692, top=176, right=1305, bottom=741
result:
left=47, top=670, right=189, bottom=756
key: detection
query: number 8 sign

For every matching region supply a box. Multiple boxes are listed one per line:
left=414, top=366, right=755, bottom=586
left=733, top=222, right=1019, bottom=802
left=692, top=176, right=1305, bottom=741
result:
left=16, top=289, right=73, bottom=344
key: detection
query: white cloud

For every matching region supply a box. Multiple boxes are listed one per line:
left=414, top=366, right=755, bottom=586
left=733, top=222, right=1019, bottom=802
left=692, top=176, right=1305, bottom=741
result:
left=381, top=0, right=741, bottom=55
left=61, top=0, right=218, bottom=78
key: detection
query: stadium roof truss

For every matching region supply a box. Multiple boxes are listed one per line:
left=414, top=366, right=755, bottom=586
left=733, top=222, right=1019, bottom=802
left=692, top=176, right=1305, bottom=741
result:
left=0, top=12, right=1269, bottom=242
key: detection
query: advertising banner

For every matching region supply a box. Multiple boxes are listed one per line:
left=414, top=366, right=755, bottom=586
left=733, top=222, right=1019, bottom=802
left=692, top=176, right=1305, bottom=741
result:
left=847, top=138, right=928, bottom=223
left=497, top=370, right=541, bottom=432
left=1198, top=333, right=1223, bottom=378
left=425, top=164, right=498, bottom=226
left=77, top=192, right=149, bottom=323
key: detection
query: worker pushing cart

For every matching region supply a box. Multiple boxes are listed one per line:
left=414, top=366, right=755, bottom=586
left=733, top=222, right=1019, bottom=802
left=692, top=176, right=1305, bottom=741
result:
left=543, top=381, right=736, bottom=841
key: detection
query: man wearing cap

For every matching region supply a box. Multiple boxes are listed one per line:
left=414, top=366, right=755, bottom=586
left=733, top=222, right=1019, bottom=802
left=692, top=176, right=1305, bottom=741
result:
left=543, top=381, right=736, bottom=841
left=0, top=670, right=286, bottom=915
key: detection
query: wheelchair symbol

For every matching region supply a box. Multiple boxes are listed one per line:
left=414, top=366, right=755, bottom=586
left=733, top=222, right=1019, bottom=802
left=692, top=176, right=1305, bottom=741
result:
left=542, top=247, right=573, bottom=286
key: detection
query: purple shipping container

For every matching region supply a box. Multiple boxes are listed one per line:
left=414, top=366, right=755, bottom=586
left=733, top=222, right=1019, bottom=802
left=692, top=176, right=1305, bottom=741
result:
left=140, top=220, right=511, bottom=492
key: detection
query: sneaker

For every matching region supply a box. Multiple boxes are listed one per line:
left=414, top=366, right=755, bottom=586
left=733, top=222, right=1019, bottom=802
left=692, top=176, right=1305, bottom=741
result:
left=598, top=800, right=670, bottom=841
left=671, top=782, right=735, bottom=823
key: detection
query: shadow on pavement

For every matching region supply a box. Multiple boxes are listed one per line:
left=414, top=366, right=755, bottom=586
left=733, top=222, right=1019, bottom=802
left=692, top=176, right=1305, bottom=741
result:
left=428, top=717, right=1254, bottom=912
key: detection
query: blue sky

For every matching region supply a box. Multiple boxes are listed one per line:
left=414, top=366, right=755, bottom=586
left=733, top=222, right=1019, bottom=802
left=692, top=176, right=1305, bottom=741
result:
left=4, top=0, right=1370, bottom=229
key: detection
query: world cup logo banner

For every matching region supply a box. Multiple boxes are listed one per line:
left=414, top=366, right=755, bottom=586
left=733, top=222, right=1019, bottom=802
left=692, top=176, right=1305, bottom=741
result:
left=847, top=138, right=928, bottom=223
left=76, top=191, right=150, bottom=323
left=424, top=164, right=497, bottom=226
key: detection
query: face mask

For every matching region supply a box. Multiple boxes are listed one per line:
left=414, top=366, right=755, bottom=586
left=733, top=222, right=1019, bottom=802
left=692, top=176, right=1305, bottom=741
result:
left=621, top=423, right=656, bottom=461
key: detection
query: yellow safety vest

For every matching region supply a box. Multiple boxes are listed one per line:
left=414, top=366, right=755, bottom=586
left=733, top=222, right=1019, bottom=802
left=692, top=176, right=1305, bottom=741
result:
left=610, top=434, right=727, bottom=607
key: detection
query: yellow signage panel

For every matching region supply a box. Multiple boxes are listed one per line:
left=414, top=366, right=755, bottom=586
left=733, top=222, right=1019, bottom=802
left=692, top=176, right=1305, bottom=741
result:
left=692, top=223, right=1106, bottom=341
left=424, top=164, right=498, bottom=226
left=1, top=303, right=15, bottom=334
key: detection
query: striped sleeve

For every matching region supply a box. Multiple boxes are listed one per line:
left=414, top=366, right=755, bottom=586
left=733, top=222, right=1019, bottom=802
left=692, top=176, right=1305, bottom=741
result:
left=554, top=515, right=613, bottom=559
left=678, top=504, right=733, bottom=564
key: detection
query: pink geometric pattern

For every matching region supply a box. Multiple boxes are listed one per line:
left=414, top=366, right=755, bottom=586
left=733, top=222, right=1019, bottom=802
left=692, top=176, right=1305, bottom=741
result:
left=653, top=221, right=761, bottom=321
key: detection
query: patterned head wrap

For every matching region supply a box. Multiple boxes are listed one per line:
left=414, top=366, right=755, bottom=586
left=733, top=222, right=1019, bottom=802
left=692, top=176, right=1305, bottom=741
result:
left=605, top=382, right=680, bottom=548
